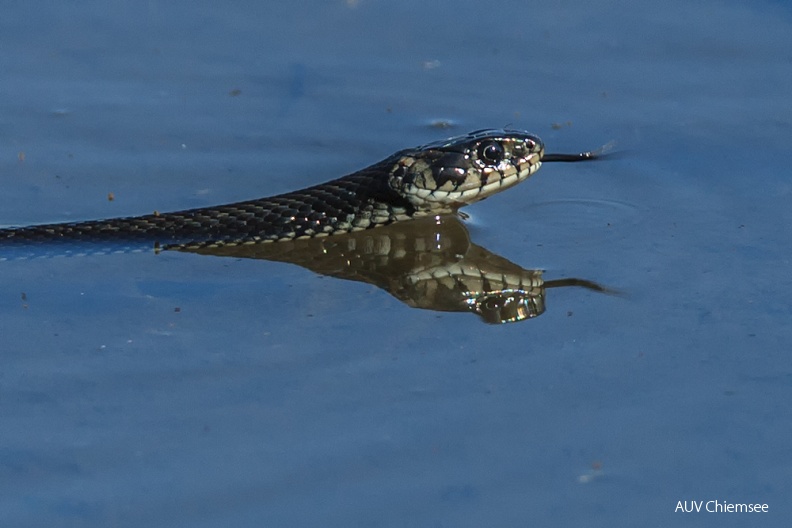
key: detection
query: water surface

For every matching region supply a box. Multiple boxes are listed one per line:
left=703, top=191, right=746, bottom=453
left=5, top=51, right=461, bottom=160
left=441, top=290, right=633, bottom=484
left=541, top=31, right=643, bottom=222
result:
left=1, top=1, right=791, bottom=526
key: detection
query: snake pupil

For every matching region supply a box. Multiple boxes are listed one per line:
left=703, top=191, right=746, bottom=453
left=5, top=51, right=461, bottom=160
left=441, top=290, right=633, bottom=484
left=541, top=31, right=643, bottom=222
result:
left=477, top=140, right=505, bottom=165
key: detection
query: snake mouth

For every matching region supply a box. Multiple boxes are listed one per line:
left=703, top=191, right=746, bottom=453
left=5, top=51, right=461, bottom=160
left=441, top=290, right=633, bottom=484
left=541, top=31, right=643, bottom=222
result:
left=464, top=149, right=543, bottom=202
left=470, top=152, right=542, bottom=200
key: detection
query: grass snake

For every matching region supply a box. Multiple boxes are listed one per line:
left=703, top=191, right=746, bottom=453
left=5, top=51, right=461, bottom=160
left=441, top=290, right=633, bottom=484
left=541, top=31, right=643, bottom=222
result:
left=0, top=129, right=605, bottom=248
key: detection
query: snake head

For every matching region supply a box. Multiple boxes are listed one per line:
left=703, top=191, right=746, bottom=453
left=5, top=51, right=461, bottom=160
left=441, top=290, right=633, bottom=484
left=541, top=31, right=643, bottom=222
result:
left=388, top=129, right=544, bottom=211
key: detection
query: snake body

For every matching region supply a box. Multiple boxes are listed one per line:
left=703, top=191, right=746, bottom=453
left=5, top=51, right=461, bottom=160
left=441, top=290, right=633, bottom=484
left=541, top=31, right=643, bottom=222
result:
left=0, top=129, right=546, bottom=247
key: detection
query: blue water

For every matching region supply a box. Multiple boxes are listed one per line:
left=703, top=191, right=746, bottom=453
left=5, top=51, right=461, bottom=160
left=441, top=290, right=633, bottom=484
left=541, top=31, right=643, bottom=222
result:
left=2, top=0, right=791, bottom=526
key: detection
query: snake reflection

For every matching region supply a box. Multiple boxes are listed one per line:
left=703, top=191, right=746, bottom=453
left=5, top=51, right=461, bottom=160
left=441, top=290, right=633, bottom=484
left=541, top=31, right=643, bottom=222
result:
left=179, top=215, right=609, bottom=324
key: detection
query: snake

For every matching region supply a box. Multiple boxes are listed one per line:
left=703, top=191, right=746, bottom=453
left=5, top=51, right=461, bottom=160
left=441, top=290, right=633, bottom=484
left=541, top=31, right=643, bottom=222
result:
left=0, top=129, right=603, bottom=248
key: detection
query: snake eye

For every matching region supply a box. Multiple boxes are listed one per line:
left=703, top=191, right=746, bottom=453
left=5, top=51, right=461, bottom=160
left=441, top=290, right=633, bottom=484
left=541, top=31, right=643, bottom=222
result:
left=477, top=140, right=505, bottom=165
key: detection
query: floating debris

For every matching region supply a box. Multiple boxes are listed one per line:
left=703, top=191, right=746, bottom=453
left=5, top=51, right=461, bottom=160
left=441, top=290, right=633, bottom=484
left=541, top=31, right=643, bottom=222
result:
left=422, top=59, right=441, bottom=71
